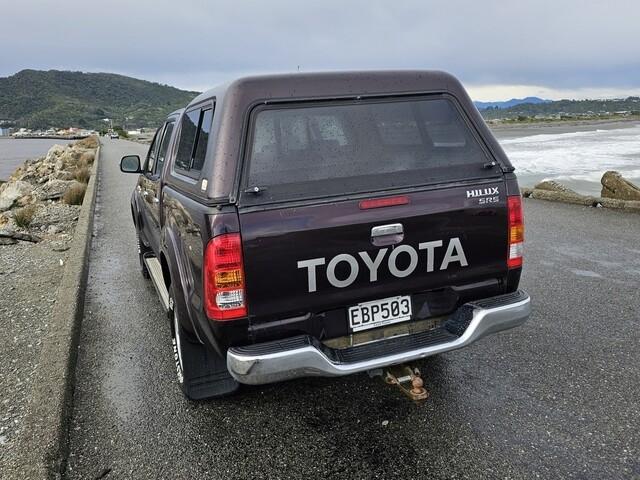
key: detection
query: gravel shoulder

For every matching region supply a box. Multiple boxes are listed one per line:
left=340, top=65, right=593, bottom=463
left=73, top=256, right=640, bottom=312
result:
left=0, top=240, right=69, bottom=470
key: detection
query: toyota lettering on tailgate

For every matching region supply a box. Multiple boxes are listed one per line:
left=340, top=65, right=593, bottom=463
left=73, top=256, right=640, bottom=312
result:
left=297, top=237, right=468, bottom=293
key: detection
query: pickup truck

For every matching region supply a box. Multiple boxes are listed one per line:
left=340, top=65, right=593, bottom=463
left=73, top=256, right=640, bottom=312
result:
left=120, top=71, right=531, bottom=400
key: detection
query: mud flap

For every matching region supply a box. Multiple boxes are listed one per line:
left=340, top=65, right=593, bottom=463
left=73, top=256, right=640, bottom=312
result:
left=180, top=338, right=239, bottom=400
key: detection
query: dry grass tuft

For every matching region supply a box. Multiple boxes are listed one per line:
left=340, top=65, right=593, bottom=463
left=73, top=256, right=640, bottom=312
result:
left=74, top=166, right=91, bottom=184
left=80, top=151, right=95, bottom=166
left=14, top=204, right=37, bottom=228
left=63, top=183, right=87, bottom=205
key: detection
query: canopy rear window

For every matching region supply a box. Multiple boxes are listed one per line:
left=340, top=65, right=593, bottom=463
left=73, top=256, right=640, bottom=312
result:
left=243, top=96, right=497, bottom=203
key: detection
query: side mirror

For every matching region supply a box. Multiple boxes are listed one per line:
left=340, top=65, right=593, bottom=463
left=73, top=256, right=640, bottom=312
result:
left=120, top=155, right=141, bottom=173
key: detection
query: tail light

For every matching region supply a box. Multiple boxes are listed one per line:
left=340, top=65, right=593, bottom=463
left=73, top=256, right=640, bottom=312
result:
left=507, top=195, right=524, bottom=268
left=204, top=233, right=247, bottom=320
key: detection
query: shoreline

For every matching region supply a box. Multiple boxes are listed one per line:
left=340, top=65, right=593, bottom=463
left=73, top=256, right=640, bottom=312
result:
left=489, top=118, right=640, bottom=139
left=0, top=135, right=92, bottom=141
left=0, top=138, right=75, bottom=180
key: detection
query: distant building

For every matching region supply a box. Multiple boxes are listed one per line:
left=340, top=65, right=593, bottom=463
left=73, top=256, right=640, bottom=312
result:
left=0, top=127, right=12, bottom=136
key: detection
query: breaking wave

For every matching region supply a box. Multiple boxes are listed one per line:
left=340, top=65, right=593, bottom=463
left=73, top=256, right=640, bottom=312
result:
left=499, top=124, right=640, bottom=194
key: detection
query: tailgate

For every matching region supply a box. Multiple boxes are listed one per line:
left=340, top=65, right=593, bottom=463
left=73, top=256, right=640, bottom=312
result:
left=240, top=180, right=507, bottom=322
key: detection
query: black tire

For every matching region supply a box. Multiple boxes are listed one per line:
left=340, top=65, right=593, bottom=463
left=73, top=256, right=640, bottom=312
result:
left=169, top=286, right=239, bottom=400
left=136, top=229, right=151, bottom=279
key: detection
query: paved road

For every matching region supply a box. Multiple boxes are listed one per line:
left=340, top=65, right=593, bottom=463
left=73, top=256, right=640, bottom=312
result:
left=66, top=138, right=640, bottom=479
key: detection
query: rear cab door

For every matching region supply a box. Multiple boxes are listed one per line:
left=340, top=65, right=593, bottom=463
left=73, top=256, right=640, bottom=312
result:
left=238, top=94, right=509, bottom=341
left=139, top=118, right=178, bottom=254
left=138, top=127, right=163, bottom=253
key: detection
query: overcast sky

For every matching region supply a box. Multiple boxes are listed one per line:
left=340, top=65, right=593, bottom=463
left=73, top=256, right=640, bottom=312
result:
left=1, top=0, right=639, bottom=100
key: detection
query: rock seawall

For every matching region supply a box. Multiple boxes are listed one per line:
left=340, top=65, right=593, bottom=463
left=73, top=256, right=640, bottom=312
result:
left=523, top=172, right=640, bottom=213
left=0, top=137, right=98, bottom=244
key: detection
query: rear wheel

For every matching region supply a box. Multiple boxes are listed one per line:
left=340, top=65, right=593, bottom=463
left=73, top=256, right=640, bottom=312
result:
left=169, top=286, right=239, bottom=400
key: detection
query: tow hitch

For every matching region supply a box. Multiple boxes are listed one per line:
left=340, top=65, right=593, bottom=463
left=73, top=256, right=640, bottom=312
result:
left=381, top=364, right=429, bottom=403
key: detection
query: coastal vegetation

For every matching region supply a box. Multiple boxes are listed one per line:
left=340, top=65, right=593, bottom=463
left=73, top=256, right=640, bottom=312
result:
left=0, top=70, right=198, bottom=130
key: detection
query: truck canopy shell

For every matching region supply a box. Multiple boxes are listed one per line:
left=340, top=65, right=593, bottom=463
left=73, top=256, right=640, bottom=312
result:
left=181, top=70, right=513, bottom=202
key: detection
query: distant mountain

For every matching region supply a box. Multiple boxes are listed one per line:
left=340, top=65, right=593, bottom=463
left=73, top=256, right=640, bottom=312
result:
left=474, top=97, right=550, bottom=110
left=0, top=69, right=199, bottom=129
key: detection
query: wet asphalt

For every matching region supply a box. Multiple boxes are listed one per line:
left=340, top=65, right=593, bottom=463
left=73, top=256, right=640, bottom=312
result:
left=65, top=138, right=640, bottom=480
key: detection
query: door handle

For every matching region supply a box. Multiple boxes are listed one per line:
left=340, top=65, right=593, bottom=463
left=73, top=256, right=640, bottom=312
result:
left=371, top=223, right=404, bottom=247
left=371, top=223, right=403, bottom=237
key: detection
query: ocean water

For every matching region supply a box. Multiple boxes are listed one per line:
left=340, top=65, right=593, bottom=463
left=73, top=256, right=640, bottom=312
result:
left=0, top=138, right=73, bottom=179
left=499, top=124, right=640, bottom=196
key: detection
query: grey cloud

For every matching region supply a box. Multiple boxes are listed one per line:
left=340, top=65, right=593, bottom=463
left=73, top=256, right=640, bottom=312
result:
left=1, top=0, right=638, bottom=91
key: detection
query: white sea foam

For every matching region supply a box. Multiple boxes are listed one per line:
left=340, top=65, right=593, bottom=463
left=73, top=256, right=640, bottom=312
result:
left=499, top=125, right=640, bottom=194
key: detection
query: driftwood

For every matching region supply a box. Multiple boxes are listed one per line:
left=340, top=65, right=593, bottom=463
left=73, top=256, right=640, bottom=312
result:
left=0, top=230, right=42, bottom=243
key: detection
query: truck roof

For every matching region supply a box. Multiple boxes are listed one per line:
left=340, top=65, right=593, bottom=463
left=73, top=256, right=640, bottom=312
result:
left=190, top=70, right=467, bottom=106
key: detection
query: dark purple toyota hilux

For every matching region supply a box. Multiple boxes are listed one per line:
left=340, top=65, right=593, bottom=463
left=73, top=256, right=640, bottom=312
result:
left=120, top=71, right=530, bottom=400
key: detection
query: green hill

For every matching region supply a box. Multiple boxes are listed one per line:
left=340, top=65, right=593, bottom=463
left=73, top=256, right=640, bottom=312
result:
left=0, top=69, right=199, bottom=129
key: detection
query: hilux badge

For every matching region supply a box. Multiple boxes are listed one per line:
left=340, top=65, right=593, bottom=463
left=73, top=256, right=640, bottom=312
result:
left=466, top=187, right=499, bottom=198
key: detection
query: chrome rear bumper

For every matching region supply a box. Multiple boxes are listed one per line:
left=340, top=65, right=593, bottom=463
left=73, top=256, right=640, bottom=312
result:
left=227, top=290, right=530, bottom=385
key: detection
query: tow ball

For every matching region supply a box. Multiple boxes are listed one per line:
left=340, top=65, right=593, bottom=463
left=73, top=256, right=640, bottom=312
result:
left=382, top=364, right=429, bottom=403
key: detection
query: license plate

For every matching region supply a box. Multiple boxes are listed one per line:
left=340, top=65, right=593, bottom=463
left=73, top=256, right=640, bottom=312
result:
left=348, top=295, right=412, bottom=332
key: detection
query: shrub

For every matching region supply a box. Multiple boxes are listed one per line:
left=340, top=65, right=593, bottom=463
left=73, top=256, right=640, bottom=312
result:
left=63, top=183, right=87, bottom=205
left=14, top=204, right=37, bottom=228
left=74, top=166, right=91, bottom=184
left=115, top=128, right=129, bottom=139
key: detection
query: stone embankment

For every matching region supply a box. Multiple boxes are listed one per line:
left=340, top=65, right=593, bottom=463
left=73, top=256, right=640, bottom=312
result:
left=522, top=172, right=640, bottom=213
left=0, top=137, right=98, bottom=246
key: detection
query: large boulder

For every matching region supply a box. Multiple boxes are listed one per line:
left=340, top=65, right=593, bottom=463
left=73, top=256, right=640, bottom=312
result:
left=533, top=179, right=578, bottom=194
left=601, top=171, right=640, bottom=201
left=43, top=144, right=67, bottom=164
left=0, top=181, right=33, bottom=212
left=36, top=179, right=76, bottom=201
left=529, top=179, right=582, bottom=202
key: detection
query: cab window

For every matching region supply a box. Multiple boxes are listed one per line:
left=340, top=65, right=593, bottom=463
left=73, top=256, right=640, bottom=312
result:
left=154, top=121, right=175, bottom=176
left=174, top=105, right=214, bottom=177
left=145, top=127, right=163, bottom=174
